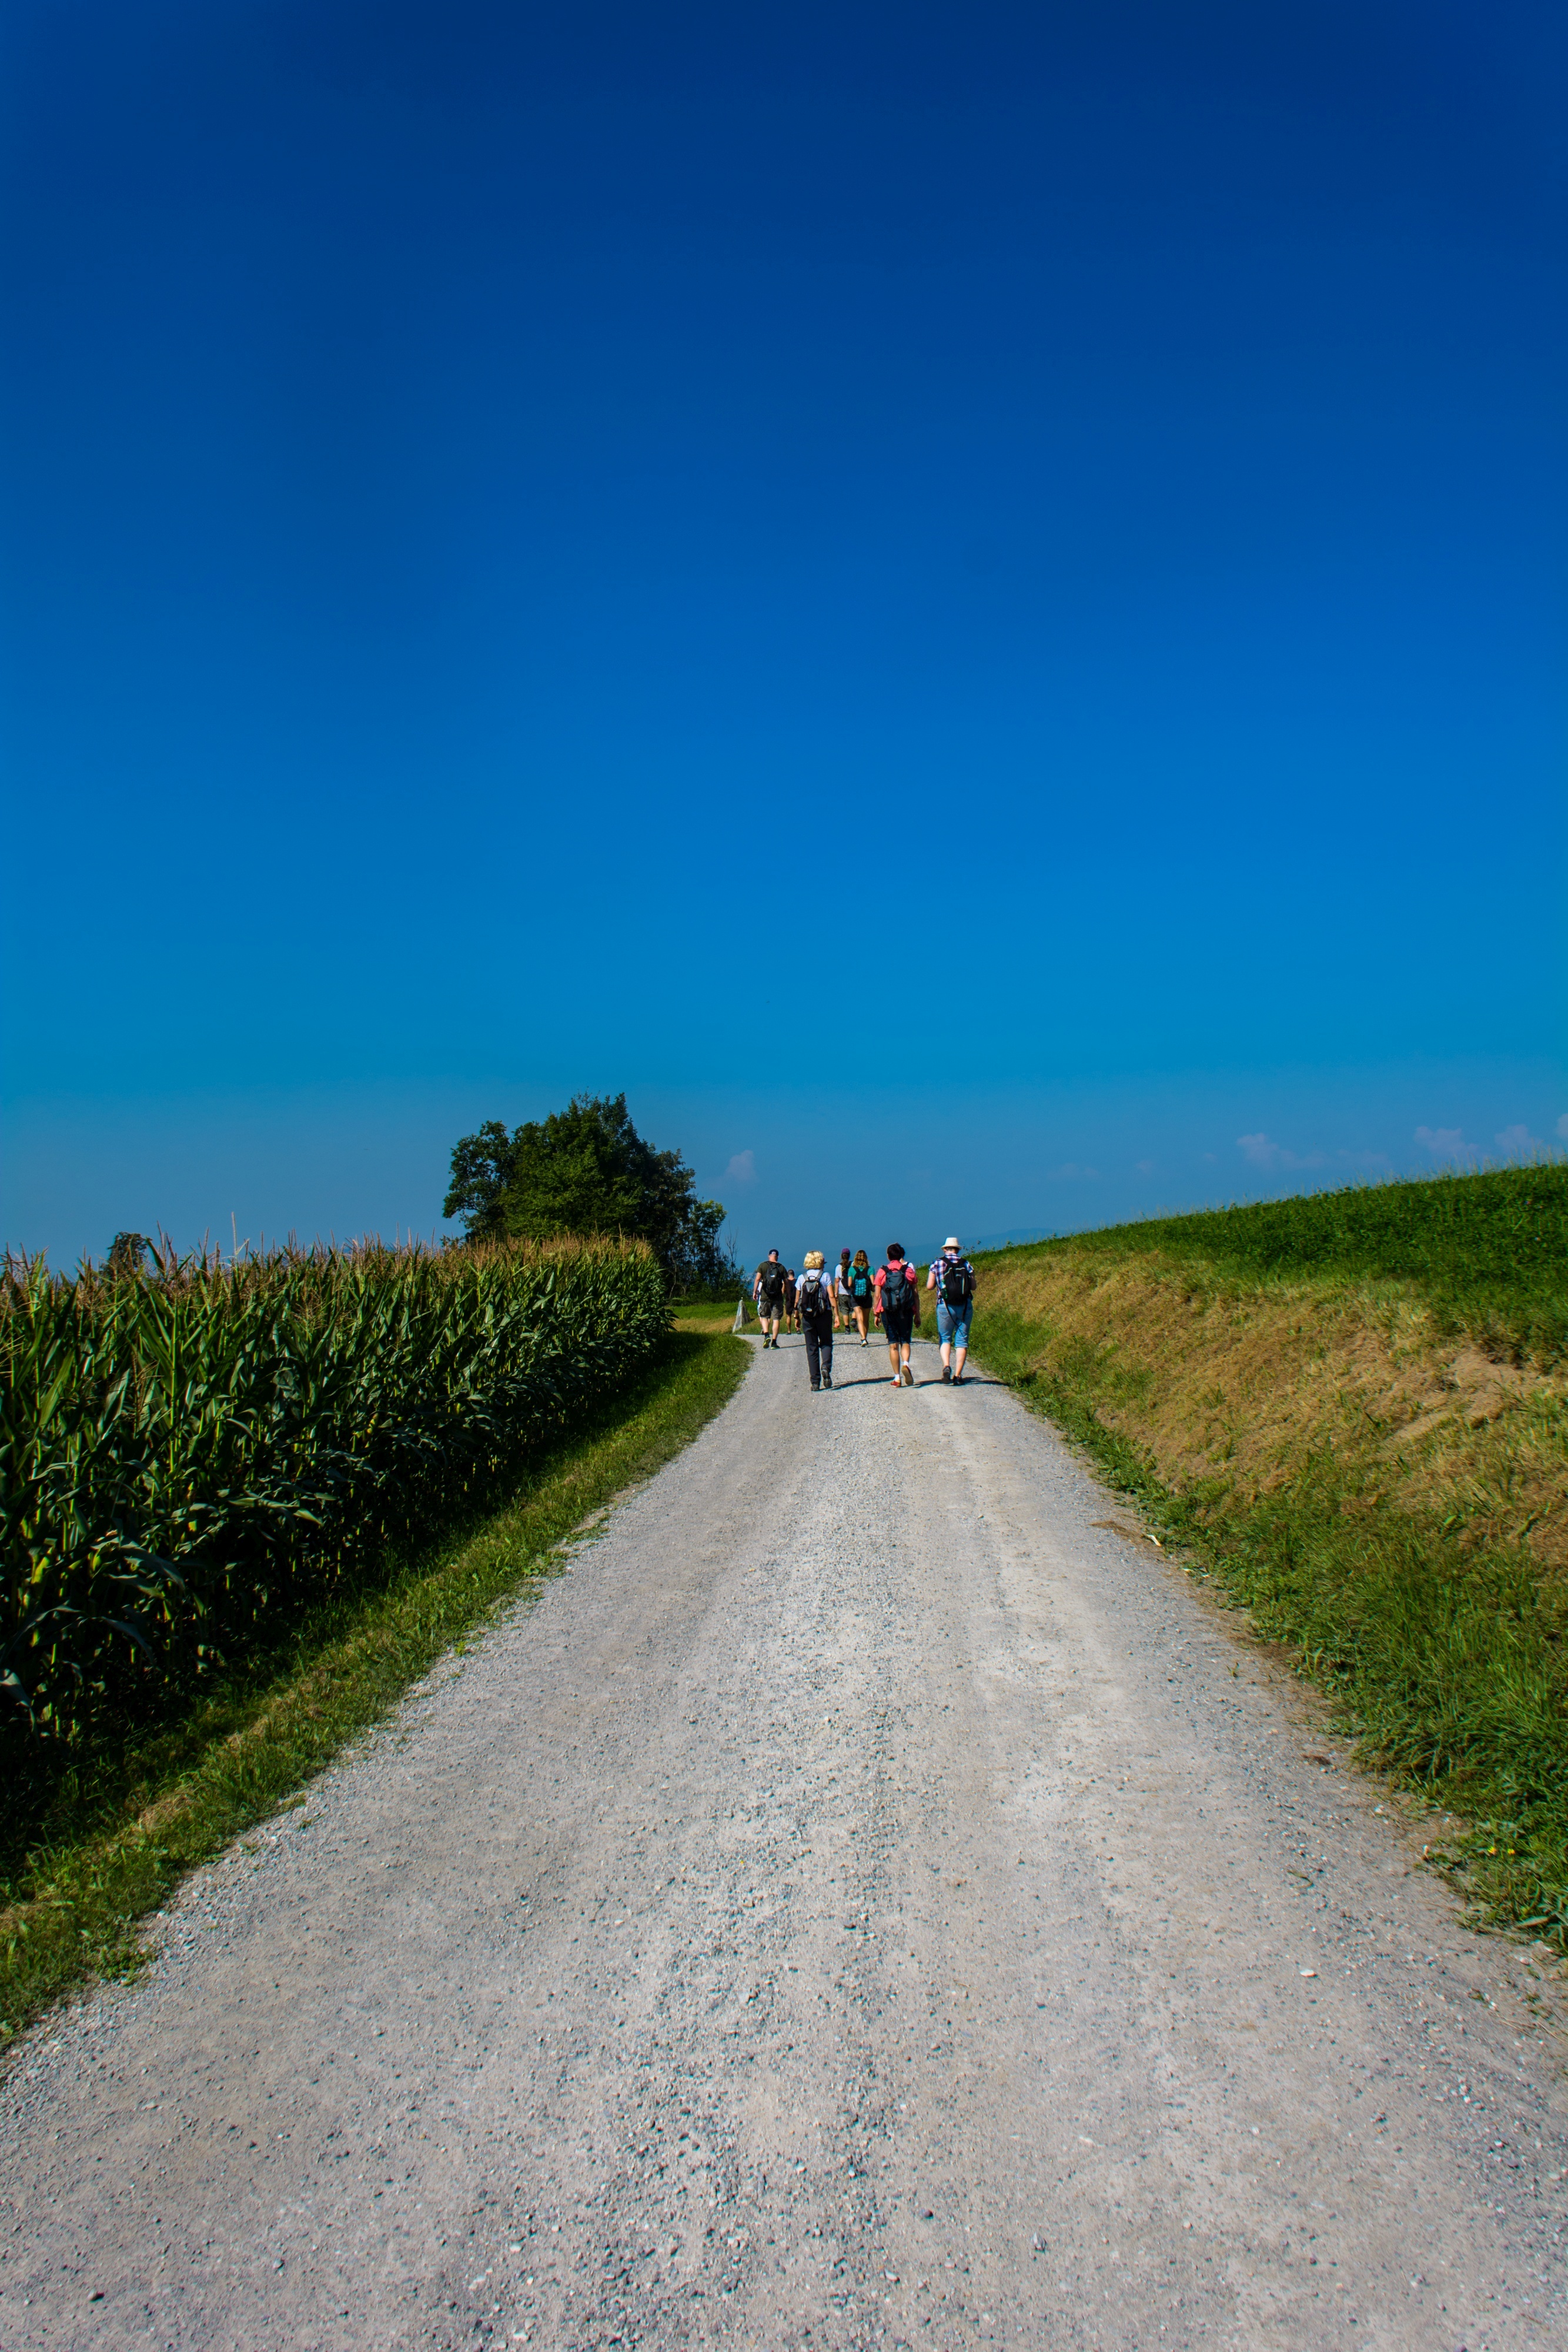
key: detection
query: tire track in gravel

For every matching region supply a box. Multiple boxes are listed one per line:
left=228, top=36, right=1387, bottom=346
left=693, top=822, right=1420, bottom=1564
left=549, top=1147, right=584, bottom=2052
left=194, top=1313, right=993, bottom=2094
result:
left=2, top=1336, right=1564, bottom=2350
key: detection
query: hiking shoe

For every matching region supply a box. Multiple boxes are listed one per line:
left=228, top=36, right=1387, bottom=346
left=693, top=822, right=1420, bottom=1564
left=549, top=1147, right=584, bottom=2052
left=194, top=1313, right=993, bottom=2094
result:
left=942, top=1364, right=952, bottom=1384
left=810, top=1383, right=820, bottom=1391
left=823, top=1374, right=833, bottom=1388
left=902, top=1364, right=915, bottom=1386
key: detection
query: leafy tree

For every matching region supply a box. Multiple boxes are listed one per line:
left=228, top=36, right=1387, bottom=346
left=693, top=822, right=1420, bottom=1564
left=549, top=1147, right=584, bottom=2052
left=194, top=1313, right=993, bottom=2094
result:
left=105, top=1232, right=151, bottom=1279
left=442, top=1123, right=515, bottom=1238
left=443, top=1094, right=734, bottom=1290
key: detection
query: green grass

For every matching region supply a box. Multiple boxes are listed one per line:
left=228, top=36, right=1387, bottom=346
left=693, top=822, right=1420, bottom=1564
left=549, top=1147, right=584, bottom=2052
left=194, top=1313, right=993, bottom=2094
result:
left=674, top=1297, right=747, bottom=1330
left=0, top=1326, right=747, bottom=2045
left=997, top=1161, right=1568, bottom=1362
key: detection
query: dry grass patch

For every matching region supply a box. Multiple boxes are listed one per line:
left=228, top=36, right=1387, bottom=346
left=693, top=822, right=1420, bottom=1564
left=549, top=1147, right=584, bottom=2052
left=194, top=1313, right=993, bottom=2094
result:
left=983, top=1252, right=1568, bottom=1571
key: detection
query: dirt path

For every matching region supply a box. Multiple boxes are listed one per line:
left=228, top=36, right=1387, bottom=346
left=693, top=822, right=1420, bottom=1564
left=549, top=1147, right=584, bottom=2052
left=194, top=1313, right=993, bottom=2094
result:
left=2, top=1337, right=1564, bottom=2350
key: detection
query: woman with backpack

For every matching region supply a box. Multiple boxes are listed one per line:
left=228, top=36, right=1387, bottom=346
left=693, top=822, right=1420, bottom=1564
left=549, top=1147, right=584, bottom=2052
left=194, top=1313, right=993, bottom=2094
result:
left=875, top=1242, right=919, bottom=1387
left=926, top=1235, right=978, bottom=1384
left=842, top=1249, right=874, bottom=1345
left=835, top=1248, right=852, bottom=1330
left=795, top=1251, right=836, bottom=1391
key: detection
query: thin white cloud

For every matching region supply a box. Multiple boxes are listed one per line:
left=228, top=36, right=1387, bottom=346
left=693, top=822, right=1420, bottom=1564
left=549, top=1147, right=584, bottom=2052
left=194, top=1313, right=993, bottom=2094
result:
left=1415, top=1125, right=1473, bottom=1157
left=1237, top=1133, right=1326, bottom=1171
left=1495, top=1123, right=1543, bottom=1157
left=724, top=1149, right=756, bottom=1184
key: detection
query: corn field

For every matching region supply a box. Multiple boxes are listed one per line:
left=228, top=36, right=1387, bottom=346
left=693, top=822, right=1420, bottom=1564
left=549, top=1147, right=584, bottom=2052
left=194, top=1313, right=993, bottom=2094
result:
left=0, top=1235, right=667, bottom=1754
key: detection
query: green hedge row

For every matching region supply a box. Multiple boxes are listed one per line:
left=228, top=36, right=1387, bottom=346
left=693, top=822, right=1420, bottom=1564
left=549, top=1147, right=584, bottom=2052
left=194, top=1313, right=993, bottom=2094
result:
left=1, top=1237, right=667, bottom=1752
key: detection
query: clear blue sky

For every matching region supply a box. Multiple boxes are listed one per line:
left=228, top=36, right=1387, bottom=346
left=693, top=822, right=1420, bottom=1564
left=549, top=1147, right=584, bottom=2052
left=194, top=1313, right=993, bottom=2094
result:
left=3, top=1, right=1563, bottom=1269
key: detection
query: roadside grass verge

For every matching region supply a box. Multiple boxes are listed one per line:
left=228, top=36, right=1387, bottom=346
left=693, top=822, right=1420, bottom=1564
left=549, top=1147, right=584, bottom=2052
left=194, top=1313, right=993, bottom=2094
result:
left=972, top=1224, right=1568, bottom=1952
left=1016, top=1160, right=1568, bottom=1363
left=674, top=1298, right=747, bottom=1332
left=0, top=1327, right=747, bottom=2047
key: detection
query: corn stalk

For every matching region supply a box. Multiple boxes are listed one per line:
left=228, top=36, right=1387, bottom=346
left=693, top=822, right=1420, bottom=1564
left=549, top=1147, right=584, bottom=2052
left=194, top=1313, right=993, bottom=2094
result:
left=0, top=1235, right=666, bottom=1752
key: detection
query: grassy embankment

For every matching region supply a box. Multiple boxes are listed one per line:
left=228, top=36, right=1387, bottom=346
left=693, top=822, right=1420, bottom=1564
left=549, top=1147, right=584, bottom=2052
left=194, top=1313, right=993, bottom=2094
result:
left=1, top=1315, right=747, bottom=2044
left=971, top=1164, right=1568, bottom=1945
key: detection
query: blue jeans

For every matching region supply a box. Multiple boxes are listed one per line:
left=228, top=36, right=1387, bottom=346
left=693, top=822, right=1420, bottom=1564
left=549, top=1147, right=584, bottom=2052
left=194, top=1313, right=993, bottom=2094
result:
left=935, top=1303, right=971, bottom=1351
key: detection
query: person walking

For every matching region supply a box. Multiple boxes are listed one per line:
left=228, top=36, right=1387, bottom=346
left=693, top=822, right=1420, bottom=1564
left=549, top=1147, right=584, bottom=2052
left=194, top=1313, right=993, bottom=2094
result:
left=926, top=1235, right=978, bottom=1384
left=783, top=1267, right=799, bottom=1331
left=835, top=1248, right=852, bottom=1329
left=753, top=1248, right=787, bottom=1348
left=795, top=1251, right=837, bottom=1390
left=842, top=1249, right=875, bottom=1344
left=877, top=1242, right=919, bottom=1387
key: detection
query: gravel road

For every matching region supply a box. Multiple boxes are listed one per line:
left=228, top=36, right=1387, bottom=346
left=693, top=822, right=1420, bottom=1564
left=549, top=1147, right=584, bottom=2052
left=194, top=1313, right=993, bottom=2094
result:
left=3, top=1335, right=1564, bottom=2351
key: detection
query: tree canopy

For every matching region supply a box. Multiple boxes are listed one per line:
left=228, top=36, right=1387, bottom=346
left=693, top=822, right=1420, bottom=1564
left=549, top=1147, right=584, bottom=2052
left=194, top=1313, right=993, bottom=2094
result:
left=443, top=1094, right=730, bottom=1289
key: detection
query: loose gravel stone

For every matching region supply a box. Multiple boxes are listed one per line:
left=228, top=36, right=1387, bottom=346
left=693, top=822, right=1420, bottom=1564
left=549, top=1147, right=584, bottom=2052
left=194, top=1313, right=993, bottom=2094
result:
left=2, top=1337, right=1564, bottom=2348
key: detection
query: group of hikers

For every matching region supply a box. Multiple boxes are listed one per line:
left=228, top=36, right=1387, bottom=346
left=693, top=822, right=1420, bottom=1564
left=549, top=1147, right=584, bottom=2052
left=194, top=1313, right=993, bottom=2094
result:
left=750, top=1240, right=977, bottom=1392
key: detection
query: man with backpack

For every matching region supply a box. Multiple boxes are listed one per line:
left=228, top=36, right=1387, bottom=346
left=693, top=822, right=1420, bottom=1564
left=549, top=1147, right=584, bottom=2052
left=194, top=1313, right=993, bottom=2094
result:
left=795, top=1251, right=837, bottom=1390
left=753, top=1248, right=787, bottom=1348
left=927, top=1235, right=978, bottom=1384
left=876, top=1242, right=919, bottom=1387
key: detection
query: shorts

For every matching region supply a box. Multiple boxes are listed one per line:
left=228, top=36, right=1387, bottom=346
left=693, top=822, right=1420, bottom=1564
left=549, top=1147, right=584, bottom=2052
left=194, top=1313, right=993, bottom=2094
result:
left=882, top=1308, right=915, bottom=1347
left=757, top=1292, right=785, bottom=1319
left=936, top=1303, right=971, bottom=1350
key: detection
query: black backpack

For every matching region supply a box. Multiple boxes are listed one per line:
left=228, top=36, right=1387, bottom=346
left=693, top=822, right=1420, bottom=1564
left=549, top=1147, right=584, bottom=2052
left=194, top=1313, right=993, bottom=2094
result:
left=797, top=1268, right=830, bottom=1324
left=941, top=1257, right=974, bottom=1309
left=758, top=1261, right=784, bottom=1301
left=881, top=1261, right=913, bottom=1314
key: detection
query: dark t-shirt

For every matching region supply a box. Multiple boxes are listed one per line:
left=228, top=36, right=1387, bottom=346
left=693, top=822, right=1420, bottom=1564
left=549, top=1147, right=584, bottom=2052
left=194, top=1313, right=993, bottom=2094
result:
left=755, top=1259, right=785, bottom=1301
